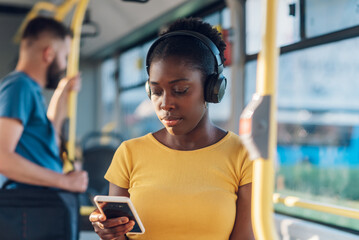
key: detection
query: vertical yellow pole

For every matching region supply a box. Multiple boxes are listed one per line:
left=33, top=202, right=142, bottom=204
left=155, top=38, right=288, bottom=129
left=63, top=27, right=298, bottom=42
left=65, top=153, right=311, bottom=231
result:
left=64, top=0, right=90, bottom=172
left=252, top=0, right=279, bottom=239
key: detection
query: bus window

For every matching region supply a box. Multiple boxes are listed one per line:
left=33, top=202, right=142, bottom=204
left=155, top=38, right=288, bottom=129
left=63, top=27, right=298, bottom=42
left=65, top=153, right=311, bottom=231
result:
left=100, top=58, right=117, bottom=128
left=306, top=0, right=359, bottom=38
left=277, top=124, right=352, bottom=147
left=245, top=0, right=301, bottom=54
left=118, top=42, right=161, bottom=139
left=245, top=33, right=359, bottom=231
left=207, top=8, right=232, bottom=129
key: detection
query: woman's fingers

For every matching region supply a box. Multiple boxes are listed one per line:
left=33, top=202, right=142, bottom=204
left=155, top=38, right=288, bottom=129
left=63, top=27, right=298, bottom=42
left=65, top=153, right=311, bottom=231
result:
left=92, top=220, right=135, bottom=240
left=89, top=209, right=106, bottom=222
left=90, top=209, right=135, bottom=240
left=101, top=217, right=130, bottom=228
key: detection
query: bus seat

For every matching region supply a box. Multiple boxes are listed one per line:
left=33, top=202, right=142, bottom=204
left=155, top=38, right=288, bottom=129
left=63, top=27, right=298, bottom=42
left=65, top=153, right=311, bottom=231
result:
left=80, top=131, right=123, bottom=206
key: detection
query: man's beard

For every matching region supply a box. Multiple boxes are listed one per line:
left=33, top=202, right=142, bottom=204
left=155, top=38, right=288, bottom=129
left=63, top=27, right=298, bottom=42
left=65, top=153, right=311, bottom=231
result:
left=46, top=58, right=66, bottom=89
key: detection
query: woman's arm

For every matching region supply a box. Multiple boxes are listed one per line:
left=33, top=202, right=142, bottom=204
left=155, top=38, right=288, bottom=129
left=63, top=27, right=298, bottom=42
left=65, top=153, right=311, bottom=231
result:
left=109, top=182, right=130, bottom=197
left=229, top=183, right=254, bottom=240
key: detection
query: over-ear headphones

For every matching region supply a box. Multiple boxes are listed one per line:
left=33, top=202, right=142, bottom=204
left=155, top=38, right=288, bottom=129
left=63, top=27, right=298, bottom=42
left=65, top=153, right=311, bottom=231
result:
left=145, top=30, right=227, bottom=103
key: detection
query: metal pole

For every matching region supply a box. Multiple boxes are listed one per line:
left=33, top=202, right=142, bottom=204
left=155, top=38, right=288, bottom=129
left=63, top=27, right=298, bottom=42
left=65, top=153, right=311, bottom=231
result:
left=225, top=0, right=246, bottom=134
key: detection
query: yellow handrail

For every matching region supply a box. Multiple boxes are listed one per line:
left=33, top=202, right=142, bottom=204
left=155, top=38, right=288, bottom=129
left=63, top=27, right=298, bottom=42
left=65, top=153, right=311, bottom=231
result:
left=252, top=0, right=279, bottom=239
left=54, top=0, right=79, bottom=21
left=13, top=2, right=57, bottom=43
left=100, top=122, right=117, bottom=145
left=273, top=193, right=359, bottom=220
left=64, top=0, right=90, bottom=173
left=80, top=206, right=96, bottom=216
left=13, top=0, right=79, bottom=43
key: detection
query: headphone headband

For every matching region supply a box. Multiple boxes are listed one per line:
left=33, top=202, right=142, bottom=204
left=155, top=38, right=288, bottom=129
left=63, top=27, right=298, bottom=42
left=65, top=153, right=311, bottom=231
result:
left=145, top=30, right=223, bottom=75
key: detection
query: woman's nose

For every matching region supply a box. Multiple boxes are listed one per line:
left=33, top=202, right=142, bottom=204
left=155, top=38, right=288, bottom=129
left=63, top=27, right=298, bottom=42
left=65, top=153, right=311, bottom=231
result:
left=160, top=92, right=175, bottom=110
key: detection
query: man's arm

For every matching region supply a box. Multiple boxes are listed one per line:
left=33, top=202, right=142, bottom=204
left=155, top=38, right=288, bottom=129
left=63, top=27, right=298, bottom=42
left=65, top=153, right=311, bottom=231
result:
left=0, top=117, right=87, bottom=192
left=47, top=74, right=81, bottom=144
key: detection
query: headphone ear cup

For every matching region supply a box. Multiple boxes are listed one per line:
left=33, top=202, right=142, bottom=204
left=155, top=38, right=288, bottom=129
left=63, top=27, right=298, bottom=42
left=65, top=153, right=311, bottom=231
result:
left=204, top=74, right=216, bottom=103
left=204, top=74, right=227, bottom=103
left=215, top=75, right=227, bottom=103
left=145, top=79, right=151, bottom=99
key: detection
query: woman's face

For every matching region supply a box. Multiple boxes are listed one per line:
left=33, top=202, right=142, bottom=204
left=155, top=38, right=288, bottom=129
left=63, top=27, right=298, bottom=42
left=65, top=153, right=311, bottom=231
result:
left=148, top=56, right=207, bottom=136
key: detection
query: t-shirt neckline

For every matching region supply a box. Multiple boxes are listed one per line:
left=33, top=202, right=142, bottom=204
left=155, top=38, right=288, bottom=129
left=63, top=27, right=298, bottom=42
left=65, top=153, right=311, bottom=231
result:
left=147, top=131, right=232, bottom=153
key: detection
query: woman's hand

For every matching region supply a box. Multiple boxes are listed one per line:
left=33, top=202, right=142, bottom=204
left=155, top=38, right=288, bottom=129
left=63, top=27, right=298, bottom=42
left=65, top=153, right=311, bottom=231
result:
left=89, top=209, right=135, bottom=240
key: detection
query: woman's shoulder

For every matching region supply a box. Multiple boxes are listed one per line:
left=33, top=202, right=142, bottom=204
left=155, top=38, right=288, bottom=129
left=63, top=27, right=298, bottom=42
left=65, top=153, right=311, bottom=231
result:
left=221, top=131, right=247, bottom=150
left=221, top=131, right=240, bottom=142
left=226, top=131, right=240, bottom=140
left=120, top=133, right=154, bottom=148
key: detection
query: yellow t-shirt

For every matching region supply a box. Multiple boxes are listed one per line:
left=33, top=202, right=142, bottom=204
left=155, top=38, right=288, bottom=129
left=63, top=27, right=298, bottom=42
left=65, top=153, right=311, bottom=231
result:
left=105, top=131, right=252, bottom=240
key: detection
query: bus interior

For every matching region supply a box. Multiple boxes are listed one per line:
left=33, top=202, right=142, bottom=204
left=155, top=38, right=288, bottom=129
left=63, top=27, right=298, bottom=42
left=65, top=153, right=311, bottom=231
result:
left=0, top=0, right=358, bottom=239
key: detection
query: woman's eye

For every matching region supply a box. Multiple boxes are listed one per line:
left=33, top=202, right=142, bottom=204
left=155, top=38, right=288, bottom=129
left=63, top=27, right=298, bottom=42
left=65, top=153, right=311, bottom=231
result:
left=173, top=87, right=188, bottom=95
left=152, top=89, right=162, bottom=96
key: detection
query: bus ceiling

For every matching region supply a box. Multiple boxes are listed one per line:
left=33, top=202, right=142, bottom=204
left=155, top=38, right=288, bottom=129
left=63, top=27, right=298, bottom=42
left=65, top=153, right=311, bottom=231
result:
left=1, top=0, right=222, bottom=59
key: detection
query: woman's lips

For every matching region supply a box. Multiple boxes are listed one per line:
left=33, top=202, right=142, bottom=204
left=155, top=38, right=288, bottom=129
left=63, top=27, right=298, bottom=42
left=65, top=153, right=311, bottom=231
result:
left=162, top=118, right=182, bottom=127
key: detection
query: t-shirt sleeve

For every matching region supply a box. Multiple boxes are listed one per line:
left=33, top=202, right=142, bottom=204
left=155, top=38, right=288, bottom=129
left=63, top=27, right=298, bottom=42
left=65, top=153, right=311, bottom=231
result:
left=0, top=80, right=33, bottom=125
left=238, top=144, right=253, bottom=186
left=104, top=142, right=132, bottom=189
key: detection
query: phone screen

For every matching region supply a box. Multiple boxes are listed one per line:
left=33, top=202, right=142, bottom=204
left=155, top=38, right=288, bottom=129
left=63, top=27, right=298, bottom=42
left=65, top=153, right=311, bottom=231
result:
left=98, top=201, right=142, bottom=233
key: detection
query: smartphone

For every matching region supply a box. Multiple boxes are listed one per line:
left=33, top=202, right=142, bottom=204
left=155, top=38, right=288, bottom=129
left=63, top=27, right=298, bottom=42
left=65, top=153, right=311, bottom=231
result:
left=93, top=195, right=145, bottom=234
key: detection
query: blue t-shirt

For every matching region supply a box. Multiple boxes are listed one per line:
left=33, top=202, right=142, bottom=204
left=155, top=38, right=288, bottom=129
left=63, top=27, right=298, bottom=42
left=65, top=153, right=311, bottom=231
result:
left=0, top=71, right=63, bottom=188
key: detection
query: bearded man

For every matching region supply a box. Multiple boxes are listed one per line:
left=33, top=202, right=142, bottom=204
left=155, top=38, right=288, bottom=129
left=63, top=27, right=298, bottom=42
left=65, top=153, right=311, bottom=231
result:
left=0, top=17, right=88, bottom=192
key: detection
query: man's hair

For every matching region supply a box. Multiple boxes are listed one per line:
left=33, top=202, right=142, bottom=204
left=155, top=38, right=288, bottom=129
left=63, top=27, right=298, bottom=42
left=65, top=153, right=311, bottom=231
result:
left=147, top=18, right=226, bottom=79
left=22, top=16, right=72, bottom=41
